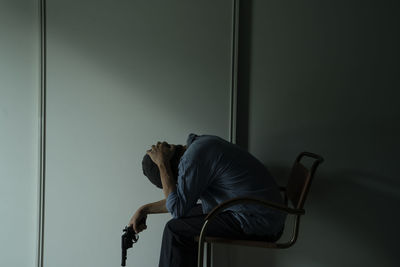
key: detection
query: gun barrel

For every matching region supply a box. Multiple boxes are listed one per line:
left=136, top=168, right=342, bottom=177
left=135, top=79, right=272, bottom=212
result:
left=121, top=249, right=127, bottom=266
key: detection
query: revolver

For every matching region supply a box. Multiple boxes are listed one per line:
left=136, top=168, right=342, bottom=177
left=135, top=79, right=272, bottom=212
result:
left=121, top=226, right=139, bottom=266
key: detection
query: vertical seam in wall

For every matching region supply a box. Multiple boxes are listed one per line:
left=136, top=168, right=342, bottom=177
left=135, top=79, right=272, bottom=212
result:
left=217, top=2, right=239, bottom=266
left=37, top=0, right=46, bottom=267
left=229, top=0, right=239, bottom=144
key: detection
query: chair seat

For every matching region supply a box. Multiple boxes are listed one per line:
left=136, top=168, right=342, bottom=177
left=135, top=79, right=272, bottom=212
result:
left=195, top=236, right=279, bottom=248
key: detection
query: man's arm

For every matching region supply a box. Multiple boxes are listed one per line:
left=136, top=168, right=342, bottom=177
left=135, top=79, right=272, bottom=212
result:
left=129, top=199, right=168, bottom=233
left=157, top=162, right=177, bottom=198
left=142, top=199, right=168, bottom=214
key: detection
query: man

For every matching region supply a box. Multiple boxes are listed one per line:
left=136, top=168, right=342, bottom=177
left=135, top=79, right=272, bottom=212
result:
left=129, top=134, right=286, bottom=267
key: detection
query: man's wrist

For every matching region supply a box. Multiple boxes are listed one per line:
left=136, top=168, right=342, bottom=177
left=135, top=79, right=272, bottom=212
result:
left=157, top=161, right=170, bottom=169
left=141, top=204, right=152, bottom=214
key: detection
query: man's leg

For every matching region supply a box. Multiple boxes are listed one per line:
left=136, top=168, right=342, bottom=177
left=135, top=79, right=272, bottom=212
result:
left=159, top=207, right=244, bottom=267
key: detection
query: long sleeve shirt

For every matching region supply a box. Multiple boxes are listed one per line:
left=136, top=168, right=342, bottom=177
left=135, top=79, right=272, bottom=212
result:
left=166, top=134, right=286, bottom=236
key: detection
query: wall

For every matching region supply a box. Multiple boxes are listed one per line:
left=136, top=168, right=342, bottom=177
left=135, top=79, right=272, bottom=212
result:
left=44, top=1, right=234, bottom=267
left=214, top=0, right=400, bottom=266
left=0, top=0, right=39, bottom=266
left=3, top=1, right=398, bottom=266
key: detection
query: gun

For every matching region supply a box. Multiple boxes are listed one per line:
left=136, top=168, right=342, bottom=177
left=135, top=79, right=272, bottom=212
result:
left=121, top=226, right=139, bottom=266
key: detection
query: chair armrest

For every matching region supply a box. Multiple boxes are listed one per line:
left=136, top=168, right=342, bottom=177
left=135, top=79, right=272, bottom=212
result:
left=197, top=197, right=304, bottom=267
left=204, top=197, right=305, bottom=222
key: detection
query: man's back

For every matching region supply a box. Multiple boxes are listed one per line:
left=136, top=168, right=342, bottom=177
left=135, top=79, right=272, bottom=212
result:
left=167, top=134, right=286, bottom=237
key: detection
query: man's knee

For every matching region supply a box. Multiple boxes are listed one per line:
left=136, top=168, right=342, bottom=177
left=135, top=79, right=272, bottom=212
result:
left=163, top=217, right=199, bottom=245
left=163, top=218, right=180, bottom=237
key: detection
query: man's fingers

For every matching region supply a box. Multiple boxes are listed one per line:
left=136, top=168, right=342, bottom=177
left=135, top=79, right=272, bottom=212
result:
left=162, top=141, right=170, bottom=147
left=170, top=144, right=176, bottom=152
left=150, top=141, right=171, bottom=151
left=132, top=222, right=142, bottom=233
left=135, top=223, right=147, bottom=233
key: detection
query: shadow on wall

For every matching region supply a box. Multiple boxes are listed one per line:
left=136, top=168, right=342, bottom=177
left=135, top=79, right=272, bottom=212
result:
left=225, top=0, right=400, bottom=266
left=307, top=169, right=400, bottom=263
left=236, top=0, right=253, bottom=150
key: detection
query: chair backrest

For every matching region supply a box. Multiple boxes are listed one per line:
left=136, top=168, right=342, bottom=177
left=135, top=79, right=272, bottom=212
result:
left=196, top=152, right=324, bottom=267
left=286, top=152, right=324, bottom=209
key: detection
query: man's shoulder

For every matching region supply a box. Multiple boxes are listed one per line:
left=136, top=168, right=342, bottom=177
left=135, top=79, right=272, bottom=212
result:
left=181, top=134, right=226, bottom=166
left=187, top=134, right=228, bottom=148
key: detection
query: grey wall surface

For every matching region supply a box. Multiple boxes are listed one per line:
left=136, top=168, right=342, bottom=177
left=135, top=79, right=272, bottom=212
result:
left=44, top=1, right=233, bottom=267
left=0, top=0, right=39, bottom=266
left=214, top=0, right=400, bottom=266
left=3, top=1, right=397, bottom=267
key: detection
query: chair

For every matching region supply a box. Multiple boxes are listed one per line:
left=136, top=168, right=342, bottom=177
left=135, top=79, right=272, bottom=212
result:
left=197, top=152, right=324, bottom=267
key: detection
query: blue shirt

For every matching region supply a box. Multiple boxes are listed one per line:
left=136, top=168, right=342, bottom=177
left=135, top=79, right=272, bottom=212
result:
left=166, top=134, right=286, bottom=236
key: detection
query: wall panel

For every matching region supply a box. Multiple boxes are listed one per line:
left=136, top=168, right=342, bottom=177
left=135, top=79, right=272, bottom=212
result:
left=44, top=1, right=233, bottom=267
left=216, top=0, right=400, bottom=267
left=0, top=1, right=39, bottom=266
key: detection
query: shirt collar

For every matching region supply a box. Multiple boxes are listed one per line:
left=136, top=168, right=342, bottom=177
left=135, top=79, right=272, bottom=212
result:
left=186, top=133, right=198, bottom=148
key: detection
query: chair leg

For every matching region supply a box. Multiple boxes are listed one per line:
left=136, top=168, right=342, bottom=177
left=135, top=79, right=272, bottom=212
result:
left=206, top=242, right=211, bottom=267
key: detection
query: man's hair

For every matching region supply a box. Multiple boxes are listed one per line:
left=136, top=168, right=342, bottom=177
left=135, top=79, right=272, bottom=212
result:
left=142, top=145, right=185, bottom=189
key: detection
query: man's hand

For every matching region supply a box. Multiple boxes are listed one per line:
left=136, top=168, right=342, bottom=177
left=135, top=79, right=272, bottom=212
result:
left=129, top=207, right=148, bottom=233
left=147, top=141, right=176, bottom=167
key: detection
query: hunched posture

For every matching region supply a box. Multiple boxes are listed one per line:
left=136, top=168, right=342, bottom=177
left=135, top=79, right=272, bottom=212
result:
left=129, top=134, right=285, bottom=267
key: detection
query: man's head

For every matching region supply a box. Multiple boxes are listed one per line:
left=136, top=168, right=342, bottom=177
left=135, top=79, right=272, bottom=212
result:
left=142, top=143, right=185, bottom=188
